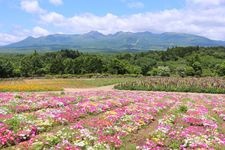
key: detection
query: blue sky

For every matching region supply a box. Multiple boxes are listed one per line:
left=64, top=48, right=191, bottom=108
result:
left=0, top=0, right=225, bottom=45
left=0, top=0, right=185, bottom=30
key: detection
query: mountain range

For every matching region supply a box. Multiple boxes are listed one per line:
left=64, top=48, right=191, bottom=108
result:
left=1, top=31, right=225, bottom=53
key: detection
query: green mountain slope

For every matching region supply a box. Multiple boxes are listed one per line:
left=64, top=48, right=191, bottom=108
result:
left=1, top=31, right=225, bottom=53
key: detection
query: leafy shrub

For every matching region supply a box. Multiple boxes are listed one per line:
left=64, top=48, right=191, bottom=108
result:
left=185, top=66, right=195, bottom=76
left=176, top=67, right=187, bottom=77
left=217, top=61, right=225, bottom=76
left=5, top=116, right=21, bottom=132
left=178, top=105, right=188, bottom=113
left=149, top=66, right=171, bottom=77
left=169, top=140, right=182, bottom=149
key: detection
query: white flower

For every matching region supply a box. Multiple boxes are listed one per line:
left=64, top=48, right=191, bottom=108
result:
left=74, top=141, right=85, bottom=147
left=0, top=108, right=8, bottom=114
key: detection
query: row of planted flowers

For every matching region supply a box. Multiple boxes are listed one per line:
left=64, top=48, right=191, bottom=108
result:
left=13, top=93, right=178, bottom=149
left=1, top=91, right=225, bottom=149
left=138, top=94, right=225, bottom=149
left=0, top=91, right=170, bottom=113
left=0, top=91, right=180, bottom=148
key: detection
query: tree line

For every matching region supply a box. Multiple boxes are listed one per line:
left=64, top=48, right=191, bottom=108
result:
left=1, top=46, right=225, bottom=78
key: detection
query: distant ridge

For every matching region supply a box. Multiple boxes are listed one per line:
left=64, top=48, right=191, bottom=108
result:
left=1, top=31, right=225, bottom=53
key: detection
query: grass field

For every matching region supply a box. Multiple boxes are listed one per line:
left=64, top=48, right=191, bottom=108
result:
left=0, top=78, right=136, bottom=92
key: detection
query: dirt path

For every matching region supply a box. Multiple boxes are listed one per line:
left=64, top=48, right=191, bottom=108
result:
left=64, top=84, right=115, bottom=92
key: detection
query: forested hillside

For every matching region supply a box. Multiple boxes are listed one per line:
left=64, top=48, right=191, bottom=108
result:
left=1, top=46, right=225, bottom=78
left=1, top=32, right=225, bottom=52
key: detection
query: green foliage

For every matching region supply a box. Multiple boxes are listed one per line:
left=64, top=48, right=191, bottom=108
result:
left=134, top=57, right=157, bottom=75
left=49, top=54, right=65, bottom=74
left=176, top=67, right=186, bottom=77
left=185, top=66, right=195, bottom=76
left=178, top=105, right=188, bottom=113
left=0, top=59, right=13, bottom=78
left=106, top=58, right=140, bottom=74
left=62, top=58, right=73, bottom=74
left=107, top=58, right=127, bottom=74
left=217, top=61, right=225, bottom=76
left=202, top=68, right=215, bottom=77
left=168, top=140, right=182, bottom=149
left=31, top=141, right=44, bottom=150
left=20, top=50, right=44, bottom=76
left=1, top=46, right=225, bottom=78
left=45, top=135, right=61, bottom=146
left=5, top=116, right=21, bottom=132
left=149, top=66, right=171, bottom=77
left=120, top=143, right=136, bottom=150
left=192, top=61, right=202, bottom=77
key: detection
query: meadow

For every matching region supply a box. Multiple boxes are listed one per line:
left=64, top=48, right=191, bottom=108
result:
left=0, top=91, right=224, bottom=149
left=0, top=78, right=135, bottom=92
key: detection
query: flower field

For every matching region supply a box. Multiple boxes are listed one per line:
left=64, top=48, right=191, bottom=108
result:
left=115, top=77, right=225, bottom=94
left=0, top=78, right=135, bottom=92
left=0, top=90, right=225, bottom=149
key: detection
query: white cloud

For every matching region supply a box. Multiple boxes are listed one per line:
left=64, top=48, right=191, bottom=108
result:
left=0, top=33, right=22, bottom=45
left=40, top=12, right=65, bottom=24
left=37, top=0, right=225, bottom=40
left=0, top=26, right=50, bottom=45
left=32, top=26, right=50, bottom=37
left=49, top=0, right=63, bottom=6
left=1, top=0, right=223, bottom=46
left=186, top=0, right=225, bottom=7
left=20, top=0, right=45, bottom=14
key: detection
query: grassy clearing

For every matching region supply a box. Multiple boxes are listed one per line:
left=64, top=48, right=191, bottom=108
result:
left=115, top=77, right=225, bottom=94
left=0, top=78, right=136, bottom=92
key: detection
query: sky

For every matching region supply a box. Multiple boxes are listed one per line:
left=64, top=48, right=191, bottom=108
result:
left=0, top=0, right=225, bottom=45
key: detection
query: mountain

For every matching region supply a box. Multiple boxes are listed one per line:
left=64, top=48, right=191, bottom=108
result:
left=1, top=31, right=225, bottom=53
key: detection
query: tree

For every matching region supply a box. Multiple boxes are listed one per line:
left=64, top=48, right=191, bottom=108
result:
left=20, top=56, right=31, bottom=76
left=85, top=56, right=104, bottom=73
left=30, top=51, right=43, bottom=75
left=135, top=57, right=157, bottom=75
left=184, top=66, right=195, bottom=76
left=20, top=51, right=43, bottom=76
left=217, top=61, right=225, bottom=76
left=149, top=66, right=171, bottom=77
left=192, top=61, right=202, bottom=77
left=59, top=49, right=81, bottom=59
left=0, top=60, right=13, bottom=78
left=49, top=54, right=65, bottom=74
left=186, top=54, right=202, bottom=77
left=63, top=58, right=75, bottom=74
left=72, top=55, right=104, bottom=74
left=176, top=67, right=186, bottom=77
left=107, top=58, right=127, bottom=74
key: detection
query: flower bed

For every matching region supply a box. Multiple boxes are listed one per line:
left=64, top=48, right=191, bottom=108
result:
left=138, top=94, right=225, bottom=149
left=0, top=91, right=224, bottom=149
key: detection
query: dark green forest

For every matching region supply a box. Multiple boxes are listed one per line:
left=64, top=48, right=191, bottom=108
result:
left=1, top=46, right=225, bottom=78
